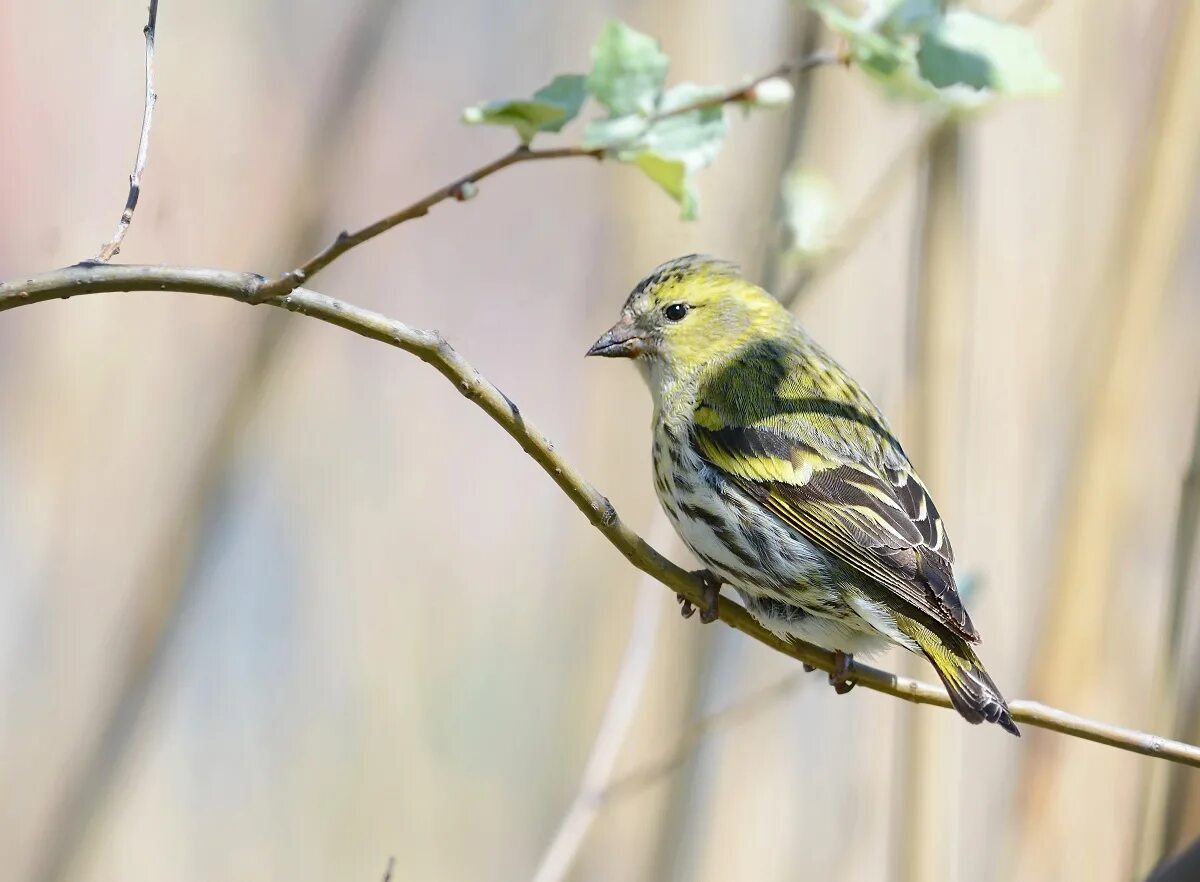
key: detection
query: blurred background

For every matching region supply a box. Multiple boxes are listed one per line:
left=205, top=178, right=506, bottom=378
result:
left=1, top=0, right=1198, bottom=880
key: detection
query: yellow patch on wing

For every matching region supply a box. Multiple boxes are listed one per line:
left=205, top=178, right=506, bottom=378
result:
left=694, top=430, right=822, bottom=487
left=691, top=420, right=979, bottom=643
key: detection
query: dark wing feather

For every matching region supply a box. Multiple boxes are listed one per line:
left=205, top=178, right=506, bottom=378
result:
left=693, top=422, right=979, bottom=643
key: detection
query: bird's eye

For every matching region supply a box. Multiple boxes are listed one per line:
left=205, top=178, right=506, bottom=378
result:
left=663, top=303, right=689, bottom=322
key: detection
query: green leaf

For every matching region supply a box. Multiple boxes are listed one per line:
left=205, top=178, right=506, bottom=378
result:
left=600, top=84, right=729, bottom=220
left=586, top=20, right=669, bottom=116
left=804, top=0, right=1055, bottom=107
left=628, top=152, right=697, bottom=219
left=531, top=74, right=588, bottom=130
left=806, top=1, right=909, bottom=79
left=917, top=11, right=1060, bottom=94
left=875, top=0, right=941, bottom=37
left=644, top=83, right=728, bottom=160
left=462, top=74, right=587, bottom=143
left=581, top=82, right=730, bottom=218
left=583, top=115, right=649, bottom=149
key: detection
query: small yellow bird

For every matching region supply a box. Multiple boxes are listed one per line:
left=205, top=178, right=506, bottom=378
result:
left=587, top=255, right=1017, bottom=735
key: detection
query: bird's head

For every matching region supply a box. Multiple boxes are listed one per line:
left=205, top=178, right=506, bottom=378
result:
left=587, top=255, right=791, bottom=390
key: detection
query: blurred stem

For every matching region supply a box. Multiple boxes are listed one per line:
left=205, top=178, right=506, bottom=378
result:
left=1015, top=0, right=1200, bottom=870
left=530, top=540, right=664, bottom=882
left=27, top=3, right=408, bottom=881
left=644, top=627, right=721, bottom=882
left=895, top=120, right=971, bottom=882
left=597, top=669, right=809, bottom=805
left=779, top=115, right=941, bottom=309
left=1141, top=397, right=1200, bottom=865
left=777, top=0, right=1050, bottom=309
left=759, top=9, right=824, bottom=296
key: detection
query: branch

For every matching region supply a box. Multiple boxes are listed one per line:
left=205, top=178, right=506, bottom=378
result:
left=95, top=0, right=159, bottom=262
left=258, top=50, right=842, bottom=299
left=650, top=51, right=842, bottom=124
left=4, top=263, right=1200, bottom=770
left=258, top=145, right=603, bottom=298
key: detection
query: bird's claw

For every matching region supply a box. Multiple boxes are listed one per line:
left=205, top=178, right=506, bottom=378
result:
left=678, top=569, right=722, bottom=623
left=829, top=650, right=855, bottom=695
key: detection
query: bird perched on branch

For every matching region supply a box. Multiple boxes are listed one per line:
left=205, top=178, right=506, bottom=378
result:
left=587, top=254, right=1018, bottom=735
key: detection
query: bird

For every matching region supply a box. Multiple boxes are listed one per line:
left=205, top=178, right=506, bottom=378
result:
left=586, top=254, right=1018, bottom=735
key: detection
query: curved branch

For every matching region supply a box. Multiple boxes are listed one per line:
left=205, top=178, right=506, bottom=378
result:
left=95, top=0, right=159, bottom=262
left=3, top=263, right=1200, bottom=769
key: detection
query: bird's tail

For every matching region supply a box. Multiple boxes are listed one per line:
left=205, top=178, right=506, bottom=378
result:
left=898, top=616, right=1020, bottom=736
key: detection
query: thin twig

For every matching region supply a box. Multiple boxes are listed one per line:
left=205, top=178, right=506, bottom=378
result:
left=95, top=0, right=159, bottom=262
left=530, top=534, right=666, bottom=882
left=779, top=115, right=941, bottom=308
left=381, top=856, right=395, bottom=882
left=29, top=4, right=407, bottom=881
left=259, top=145, right=603, bottom=298
left=3, top=263, right=1200, bottom=769
left=598, top=670, right=809, bottom=805
left=261, top=51, right=843, bottom=298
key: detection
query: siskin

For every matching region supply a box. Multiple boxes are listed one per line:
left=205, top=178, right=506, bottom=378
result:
left=587, top=255, right=1018, bottom=735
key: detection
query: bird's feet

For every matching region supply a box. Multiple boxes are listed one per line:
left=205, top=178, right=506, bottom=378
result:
left=677, top=569, right=722, bottom=624
left=829, top=650, right=855, bottom=694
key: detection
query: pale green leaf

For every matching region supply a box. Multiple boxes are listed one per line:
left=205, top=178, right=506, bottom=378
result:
left=806, top=1, right=910, bottom=80
left=586, top=20, right=669, bottom=116
left=917, top=11, right=1060, bottom=94
left=583, top=115, right=649, bottom=149
left=599, top=84, right=728, bottom=219
left=462, top=73, right=588, bottom=144
left=628, top=151, right=697, bottom=220
left=873, top=0, right=940, bottom=37
left=643, top=83, right=728, bottom=163
left=530, top=74, right=588, bottom=131
left=803, top=0, right=1053, bottom=108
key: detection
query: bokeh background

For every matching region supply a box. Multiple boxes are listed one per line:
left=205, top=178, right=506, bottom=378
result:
left=1, top=1, right=1199, bottom=880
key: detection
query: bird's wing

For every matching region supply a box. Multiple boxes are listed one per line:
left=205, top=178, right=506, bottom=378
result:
left=691, top=416, right=979, bottom=643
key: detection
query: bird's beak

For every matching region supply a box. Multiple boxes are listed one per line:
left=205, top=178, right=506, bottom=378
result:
left=586, top=315, right=647, bottom=359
